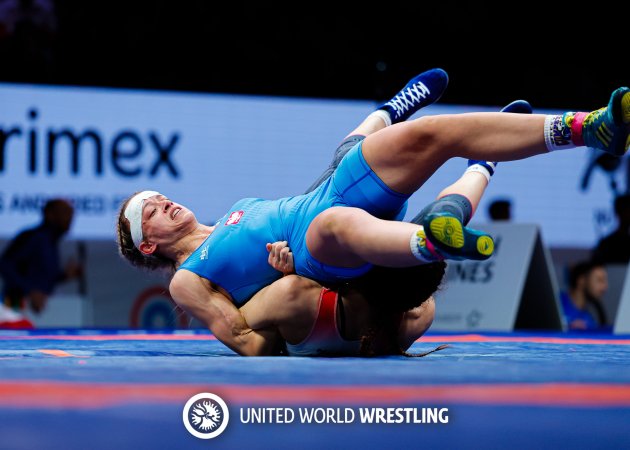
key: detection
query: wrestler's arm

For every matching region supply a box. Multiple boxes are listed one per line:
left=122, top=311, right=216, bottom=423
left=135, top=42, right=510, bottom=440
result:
left=240, top=275, right=321, bottom=345
left=169, top=270, right=279, bottom=356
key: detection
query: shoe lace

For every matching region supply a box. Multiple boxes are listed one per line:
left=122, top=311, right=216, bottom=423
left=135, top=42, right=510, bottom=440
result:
left=385, top=81, right=430, bottom=118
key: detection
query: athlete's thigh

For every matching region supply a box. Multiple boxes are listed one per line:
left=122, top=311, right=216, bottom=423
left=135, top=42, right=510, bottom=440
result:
left=360, top=120, right=445, bottom=194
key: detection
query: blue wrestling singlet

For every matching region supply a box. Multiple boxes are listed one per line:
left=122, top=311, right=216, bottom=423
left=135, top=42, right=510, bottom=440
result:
left=178, top=142, right=410, bottom=304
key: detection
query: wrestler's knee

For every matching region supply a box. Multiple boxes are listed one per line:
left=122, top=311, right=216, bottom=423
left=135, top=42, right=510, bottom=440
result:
left=275, top=275, right=319, bottom=297
left=273, top=275, right=322, bottom=320
left=311, top=207, right=367, bottom=245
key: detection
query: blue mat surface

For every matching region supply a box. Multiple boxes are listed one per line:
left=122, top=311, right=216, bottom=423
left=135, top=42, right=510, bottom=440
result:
left=1, top=330, right=629, bottom=449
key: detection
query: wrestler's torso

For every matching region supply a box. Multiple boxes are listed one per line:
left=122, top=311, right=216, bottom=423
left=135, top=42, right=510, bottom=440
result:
left=177, top=186, right=333, bottom=304
left=179, top=197, right=283, bottom=304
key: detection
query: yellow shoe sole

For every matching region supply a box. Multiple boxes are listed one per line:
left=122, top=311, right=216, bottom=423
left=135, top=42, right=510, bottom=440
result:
left=429, top=216, right=464, bottom=249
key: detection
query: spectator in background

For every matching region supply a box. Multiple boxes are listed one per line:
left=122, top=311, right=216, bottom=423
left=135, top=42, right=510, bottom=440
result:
left=592, top=194, right=630, bottom=264
left=488, top=198, right=512, bottom=221
left=0, top=198, right=82, bottom=316
left=560, top=261, right=609, bottom=331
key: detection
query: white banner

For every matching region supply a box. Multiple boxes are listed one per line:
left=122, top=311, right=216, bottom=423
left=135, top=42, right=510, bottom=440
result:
left=0, top=83, right=623, bottom=247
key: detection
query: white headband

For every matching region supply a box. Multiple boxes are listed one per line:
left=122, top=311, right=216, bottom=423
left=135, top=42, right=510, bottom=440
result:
left=124, top=191, right=161, bottom=249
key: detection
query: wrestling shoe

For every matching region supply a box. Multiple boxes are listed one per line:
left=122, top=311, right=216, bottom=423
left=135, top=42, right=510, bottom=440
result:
left=422, top=213, right=494, bottom=261
left=378, top=68, right=449, bottom=123
left=570, top=87, right=630, bottom=156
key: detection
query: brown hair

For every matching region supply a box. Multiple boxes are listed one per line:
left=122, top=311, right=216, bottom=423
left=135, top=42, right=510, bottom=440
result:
left=116, top=194, right=176, bottom=274
left=343, top=262, right=447, bottom=357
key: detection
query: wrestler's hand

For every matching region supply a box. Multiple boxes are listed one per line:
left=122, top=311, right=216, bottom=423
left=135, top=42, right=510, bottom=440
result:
left=266, top=241, right=295, bottom=275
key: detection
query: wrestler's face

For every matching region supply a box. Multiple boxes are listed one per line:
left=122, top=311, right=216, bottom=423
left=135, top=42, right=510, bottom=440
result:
left=140, top=194, right=197, bottom=246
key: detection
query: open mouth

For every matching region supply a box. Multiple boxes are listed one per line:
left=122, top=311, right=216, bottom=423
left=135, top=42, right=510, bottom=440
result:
left=171, top=207, right=182, bottom=220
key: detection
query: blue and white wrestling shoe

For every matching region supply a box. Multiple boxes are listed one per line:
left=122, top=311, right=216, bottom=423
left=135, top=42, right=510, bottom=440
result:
left=378, top=68, right=449, bottom=123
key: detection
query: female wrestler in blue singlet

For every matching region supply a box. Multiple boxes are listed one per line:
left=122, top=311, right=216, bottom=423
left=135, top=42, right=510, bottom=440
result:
left=116, top=70, right=630, bottom=354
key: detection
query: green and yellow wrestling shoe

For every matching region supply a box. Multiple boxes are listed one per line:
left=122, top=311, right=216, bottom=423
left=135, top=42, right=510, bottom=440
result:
left=422, top=213, right=494, bottom=261
left=568, top=87, right=630, bottom=156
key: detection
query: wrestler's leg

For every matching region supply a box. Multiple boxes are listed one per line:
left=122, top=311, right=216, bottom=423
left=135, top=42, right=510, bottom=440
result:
left=305, top=162, right=495, bottom=268
left=304, top=89, right=630, bottom=272
left=304, top=102, right=530, bottom=269
left=411, top=100, right=533, bottom=226
left=306, top=206, right=428, bottom=268
left=409, top=100, right=532, bottom=258
left=361, top=88, right=630, bottom=195
left=305, top=68, right=448, bottom=193
left=303, top=157, right=495, bottom=269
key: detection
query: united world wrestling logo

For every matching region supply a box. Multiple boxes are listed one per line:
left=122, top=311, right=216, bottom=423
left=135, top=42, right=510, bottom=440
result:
left=182, top=393, right=230, bottom=439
